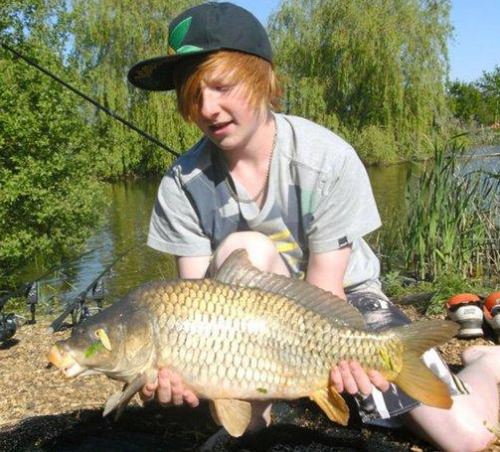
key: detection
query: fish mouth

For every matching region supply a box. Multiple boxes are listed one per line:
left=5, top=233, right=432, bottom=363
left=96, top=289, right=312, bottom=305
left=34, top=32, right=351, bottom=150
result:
left=47, top=345, right=85, bottom=378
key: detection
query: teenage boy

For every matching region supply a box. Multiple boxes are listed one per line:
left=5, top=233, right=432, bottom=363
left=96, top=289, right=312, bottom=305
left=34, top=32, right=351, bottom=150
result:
left=128, top=3, right=500, bottom=450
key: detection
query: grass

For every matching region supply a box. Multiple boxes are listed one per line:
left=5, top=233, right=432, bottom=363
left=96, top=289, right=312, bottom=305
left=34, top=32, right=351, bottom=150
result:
left=380, top=137, right=499, bottom=313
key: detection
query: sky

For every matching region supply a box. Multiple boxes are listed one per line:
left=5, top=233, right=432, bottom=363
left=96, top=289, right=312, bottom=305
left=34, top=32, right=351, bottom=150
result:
left=229, top=0, right=500, bottom=83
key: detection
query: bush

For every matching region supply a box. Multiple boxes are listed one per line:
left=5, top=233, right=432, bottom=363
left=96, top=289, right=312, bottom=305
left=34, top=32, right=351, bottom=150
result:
left=351, top=125, right=399, bottom=165
left=0, top=50, right=104, bottom=281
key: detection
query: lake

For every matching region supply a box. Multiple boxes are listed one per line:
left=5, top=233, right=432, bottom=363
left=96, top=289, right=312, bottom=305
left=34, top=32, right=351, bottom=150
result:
left=12, top=145, right=500, bottom=316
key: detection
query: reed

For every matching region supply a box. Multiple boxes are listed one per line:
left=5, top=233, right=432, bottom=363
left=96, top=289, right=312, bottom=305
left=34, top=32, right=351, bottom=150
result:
left=402, top=139, right=499, bottom=282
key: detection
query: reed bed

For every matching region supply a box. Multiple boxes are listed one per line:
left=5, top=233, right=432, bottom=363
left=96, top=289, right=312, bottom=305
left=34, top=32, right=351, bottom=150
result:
left=377, top=139, right=499, bottom=296
left=402, top=140, right=499, bottom=282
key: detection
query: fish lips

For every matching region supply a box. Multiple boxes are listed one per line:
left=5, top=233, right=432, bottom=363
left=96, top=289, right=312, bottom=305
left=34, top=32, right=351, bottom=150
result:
left=48, top=344, right=86, bottom=378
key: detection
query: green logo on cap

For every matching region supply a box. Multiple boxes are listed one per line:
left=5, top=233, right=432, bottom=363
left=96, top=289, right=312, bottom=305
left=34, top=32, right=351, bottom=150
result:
left=168, top=16, right=203, bottom=55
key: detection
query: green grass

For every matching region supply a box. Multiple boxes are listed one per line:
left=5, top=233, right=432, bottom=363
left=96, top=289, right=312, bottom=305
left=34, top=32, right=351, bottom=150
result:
left=379, top=137, right=499, bottom=314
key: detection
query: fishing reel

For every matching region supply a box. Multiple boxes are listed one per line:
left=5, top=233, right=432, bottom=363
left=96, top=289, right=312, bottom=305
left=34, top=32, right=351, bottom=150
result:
left=91, top=278, right=105, bottom=311
left=0, top=313, right=17, bottom=342
left=70, top=296, right=88, bottom=326
left=25, top=281, right=39, bottom=324
left=70, top=278, right=106, bottom=326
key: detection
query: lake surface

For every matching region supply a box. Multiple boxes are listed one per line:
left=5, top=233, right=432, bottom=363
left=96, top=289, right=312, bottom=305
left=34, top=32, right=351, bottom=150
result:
left=12, top=146, right=500, bottom=316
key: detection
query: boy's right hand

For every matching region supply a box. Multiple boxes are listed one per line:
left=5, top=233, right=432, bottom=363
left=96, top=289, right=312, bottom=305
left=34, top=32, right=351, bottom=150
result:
left=141, top=368, right=199, bottom=407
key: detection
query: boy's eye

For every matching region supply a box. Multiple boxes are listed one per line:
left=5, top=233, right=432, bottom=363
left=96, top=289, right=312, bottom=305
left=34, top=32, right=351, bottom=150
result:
left=215, top=84, right=233, bottom=93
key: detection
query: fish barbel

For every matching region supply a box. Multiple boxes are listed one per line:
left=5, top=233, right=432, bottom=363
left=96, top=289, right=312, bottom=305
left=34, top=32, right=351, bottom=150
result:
left=48, top=250, right=458, bottom=437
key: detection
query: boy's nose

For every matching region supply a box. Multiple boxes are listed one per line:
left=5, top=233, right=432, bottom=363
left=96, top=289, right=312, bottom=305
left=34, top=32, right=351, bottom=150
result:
left=199, top=89, right=220, bottom=119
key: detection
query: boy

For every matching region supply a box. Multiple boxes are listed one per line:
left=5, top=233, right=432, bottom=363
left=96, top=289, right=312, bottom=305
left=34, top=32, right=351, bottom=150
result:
left=128, top=3, right=499, bottom=450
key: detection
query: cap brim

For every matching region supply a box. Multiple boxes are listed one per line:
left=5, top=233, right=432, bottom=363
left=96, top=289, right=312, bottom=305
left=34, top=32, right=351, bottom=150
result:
left=127, top=51, right=211, bottom=91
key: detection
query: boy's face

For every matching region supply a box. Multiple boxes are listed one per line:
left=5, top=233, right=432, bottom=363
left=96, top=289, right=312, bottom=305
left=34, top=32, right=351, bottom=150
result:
left=192, top=71, right=265, bottom=152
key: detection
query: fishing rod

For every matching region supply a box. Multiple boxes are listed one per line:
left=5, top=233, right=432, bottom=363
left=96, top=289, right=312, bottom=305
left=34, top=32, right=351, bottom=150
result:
left=49, top=246, right=135, bottom=333
left=0, top=41, right=180, bottom=158
left=0, top=245, right=104, bottom=313
left=0, top=246, right=105, bottom=341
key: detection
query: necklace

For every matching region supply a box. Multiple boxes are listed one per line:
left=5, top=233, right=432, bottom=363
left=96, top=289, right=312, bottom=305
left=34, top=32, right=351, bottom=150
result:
left=224, top=123, right=277, bottom=204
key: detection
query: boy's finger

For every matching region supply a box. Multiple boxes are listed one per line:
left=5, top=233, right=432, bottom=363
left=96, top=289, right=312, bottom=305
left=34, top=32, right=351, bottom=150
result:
left=349, top=361, right=372, bottom=397
left=157, top=368, right=173, bottom=404
left=338, top=360, right=358, bottom=395
left=330, top=365, right=344, bottom=393
left=367, top=369, right=390, bottom=392
left=183, top=390, right=200, bottom=407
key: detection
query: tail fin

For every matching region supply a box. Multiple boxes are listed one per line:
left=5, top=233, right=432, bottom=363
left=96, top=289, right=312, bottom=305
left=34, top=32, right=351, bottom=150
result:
left=392, top=320, right=459, bottom=409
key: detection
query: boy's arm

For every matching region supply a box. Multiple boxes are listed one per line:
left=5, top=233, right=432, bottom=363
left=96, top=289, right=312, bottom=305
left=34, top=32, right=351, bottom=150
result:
left=306, top=246, right=352, bottom=300
left=306, top=247, right=390, bottom=396
left=177, top=255, right=211, bottom=279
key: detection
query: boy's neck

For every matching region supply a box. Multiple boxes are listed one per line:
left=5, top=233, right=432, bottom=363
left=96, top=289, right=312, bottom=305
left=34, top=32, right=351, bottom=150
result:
left=221, top=111, right=275, bottom=169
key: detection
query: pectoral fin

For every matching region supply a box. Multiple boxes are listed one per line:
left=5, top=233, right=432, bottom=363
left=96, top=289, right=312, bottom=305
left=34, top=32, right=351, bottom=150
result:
left=103, top=373, right=148, bottom=419
left=309, top=387, right=350, bottom=426
left=211, top=399, right=252, bottom=437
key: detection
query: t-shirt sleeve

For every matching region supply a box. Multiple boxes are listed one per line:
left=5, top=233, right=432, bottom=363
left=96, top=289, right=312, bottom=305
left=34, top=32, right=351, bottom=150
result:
left=307, top=146, right=381, bottom=253
left=147, top=168, right=212, bottom=256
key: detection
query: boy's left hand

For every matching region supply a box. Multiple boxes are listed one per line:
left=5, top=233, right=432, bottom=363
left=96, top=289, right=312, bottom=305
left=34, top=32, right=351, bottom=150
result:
left=330, top=360, right=390, bottom=396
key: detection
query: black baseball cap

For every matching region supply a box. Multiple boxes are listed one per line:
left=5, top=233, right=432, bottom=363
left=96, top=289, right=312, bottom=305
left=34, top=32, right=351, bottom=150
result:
left=128, top=2, right=273, bottom=91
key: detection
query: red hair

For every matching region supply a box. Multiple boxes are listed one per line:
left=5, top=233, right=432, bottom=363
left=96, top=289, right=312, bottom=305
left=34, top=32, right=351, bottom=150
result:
left=173, top=50, right=281, bottom=122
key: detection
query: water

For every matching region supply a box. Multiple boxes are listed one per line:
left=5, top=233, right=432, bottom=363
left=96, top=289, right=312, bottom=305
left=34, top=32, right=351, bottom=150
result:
left=9, top=146, right=500, bottom=317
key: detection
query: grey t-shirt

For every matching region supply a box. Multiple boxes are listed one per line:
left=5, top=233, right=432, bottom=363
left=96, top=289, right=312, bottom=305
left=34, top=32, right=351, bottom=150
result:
left=148, top=113, right=381, bottom=289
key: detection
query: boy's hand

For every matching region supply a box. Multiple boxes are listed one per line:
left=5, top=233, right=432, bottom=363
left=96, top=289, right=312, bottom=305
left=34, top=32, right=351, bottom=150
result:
left=330, top=360, right=390, bottom=396
left=141, top=368, right=199, bottom=407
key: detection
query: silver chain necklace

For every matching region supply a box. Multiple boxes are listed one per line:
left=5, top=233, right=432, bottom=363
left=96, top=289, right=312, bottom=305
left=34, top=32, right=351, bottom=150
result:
left=224, top=124, right=277, bottom=204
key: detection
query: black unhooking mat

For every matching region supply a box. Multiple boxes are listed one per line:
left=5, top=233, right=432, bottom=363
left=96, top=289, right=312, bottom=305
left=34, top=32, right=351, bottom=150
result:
left=0, top=400, right=431, bottom=451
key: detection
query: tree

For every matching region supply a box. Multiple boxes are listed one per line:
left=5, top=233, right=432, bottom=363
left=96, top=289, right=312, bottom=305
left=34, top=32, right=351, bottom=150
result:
left=269, top=0, right=452, bottom=161
left=447, top=80, right=483, bottom=123
left=68, top=0, right=201, bottom=177
left=448, top=66, right=500, bottom=126
left=0, top=1, right=104, bottom=280
left=478, top=65, right=500, bottom=125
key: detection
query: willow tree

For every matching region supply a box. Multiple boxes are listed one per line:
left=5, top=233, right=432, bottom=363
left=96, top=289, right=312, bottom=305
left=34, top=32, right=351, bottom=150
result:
left=269, top=0, right=452, bottom=161
left=69, top=0, right=200, bottom=177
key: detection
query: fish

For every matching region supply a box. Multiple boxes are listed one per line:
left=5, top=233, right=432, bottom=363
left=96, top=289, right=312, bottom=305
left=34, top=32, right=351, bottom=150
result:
left=48, top=249, right=458, bottom=437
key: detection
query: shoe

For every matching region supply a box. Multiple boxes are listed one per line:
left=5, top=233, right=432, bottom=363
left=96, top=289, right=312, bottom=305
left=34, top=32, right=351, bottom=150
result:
left=483, top=291, right=500, bottom=342
left=446, top=293, right=483, bottom=338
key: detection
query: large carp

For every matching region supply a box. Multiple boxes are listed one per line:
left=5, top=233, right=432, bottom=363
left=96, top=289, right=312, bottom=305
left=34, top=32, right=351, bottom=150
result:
left=48, top=250, right=458, bottom=437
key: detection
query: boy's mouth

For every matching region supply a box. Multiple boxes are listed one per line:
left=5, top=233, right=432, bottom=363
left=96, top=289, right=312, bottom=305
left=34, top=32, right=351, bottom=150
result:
left=209, top=121, right=233, bottom=134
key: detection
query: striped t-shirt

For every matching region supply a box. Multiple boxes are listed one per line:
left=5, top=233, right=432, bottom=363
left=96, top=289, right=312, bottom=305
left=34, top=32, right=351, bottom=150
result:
left=148, top=113, right=381, bottom=289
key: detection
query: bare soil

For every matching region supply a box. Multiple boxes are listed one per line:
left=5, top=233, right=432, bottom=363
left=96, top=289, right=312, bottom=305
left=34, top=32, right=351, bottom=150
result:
left=0, top=306, right=498, bottom=451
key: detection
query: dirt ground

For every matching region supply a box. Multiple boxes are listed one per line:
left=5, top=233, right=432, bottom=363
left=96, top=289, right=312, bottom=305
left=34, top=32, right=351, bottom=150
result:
left=0, top=305, right=498, bottom=451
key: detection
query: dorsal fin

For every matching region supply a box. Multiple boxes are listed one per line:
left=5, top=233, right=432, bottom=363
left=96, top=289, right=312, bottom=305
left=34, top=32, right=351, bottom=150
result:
left=214, top=249, right=366, bottom=329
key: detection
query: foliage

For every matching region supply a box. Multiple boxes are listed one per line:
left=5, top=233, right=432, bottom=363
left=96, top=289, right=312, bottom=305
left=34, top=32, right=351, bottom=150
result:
left=382, top=271, right=494, bottom=315
left=447, top=81, right=484, bottom=123
left=448, top=66, right=500, bottom=129
left=350, top=125, right=398, bottom=165
left=68, top=0, right=200, bottom=177
left=0, top=0, right=70, bottom=50
left=401, top=139, right=499, bottom=282
left=478, top=66, right=500, bottom=124
left=0, top=43, right=104, bottom=281
left=269, top=0, right=452, bottom=162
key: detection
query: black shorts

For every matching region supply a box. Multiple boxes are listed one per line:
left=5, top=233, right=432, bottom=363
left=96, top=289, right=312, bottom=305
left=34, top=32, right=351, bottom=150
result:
left=346, top=280, right=467, bottom=427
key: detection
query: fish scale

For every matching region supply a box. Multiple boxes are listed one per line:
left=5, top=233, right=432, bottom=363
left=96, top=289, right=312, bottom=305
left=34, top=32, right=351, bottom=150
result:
left=48, top=249, right=459, bottom=437
left=141, top=279, right=388, bottom=398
